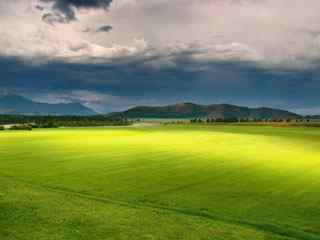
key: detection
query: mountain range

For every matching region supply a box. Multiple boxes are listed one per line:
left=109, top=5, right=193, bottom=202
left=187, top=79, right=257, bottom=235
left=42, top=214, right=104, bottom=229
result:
left=0, top=94, right=310, bottom=119
left=110, top=102, right=302, bottom=120
left=0, top=94, right=96, bottom=116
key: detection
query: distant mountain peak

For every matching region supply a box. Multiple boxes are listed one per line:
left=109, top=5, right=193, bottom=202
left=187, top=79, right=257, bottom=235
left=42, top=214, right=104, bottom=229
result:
left=0, top=94, right=96, bottom=116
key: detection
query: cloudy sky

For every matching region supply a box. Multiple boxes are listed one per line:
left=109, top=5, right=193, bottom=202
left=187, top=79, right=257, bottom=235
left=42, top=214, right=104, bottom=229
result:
left=1, top=0, right=320, bottom=114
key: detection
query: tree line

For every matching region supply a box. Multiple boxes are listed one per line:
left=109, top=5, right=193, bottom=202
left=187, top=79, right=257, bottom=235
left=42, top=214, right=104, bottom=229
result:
left=0, top=115, right=131, bottom=130
left=190, top=117, right=308, bottom=123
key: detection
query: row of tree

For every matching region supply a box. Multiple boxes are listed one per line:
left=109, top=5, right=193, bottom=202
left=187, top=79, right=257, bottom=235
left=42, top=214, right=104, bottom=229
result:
left=0, top=124, right=32, bottom=131
left=0, top=115, right=132, bottom=129
left=190, top=118, right=310, bottom=123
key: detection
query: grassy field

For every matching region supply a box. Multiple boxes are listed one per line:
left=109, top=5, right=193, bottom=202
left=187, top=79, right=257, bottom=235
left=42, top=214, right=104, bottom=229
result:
left=1, top=125, right=320, bottom=240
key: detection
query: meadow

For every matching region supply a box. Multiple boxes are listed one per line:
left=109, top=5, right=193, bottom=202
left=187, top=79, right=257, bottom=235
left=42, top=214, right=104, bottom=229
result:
left=0, top=124, right=320, bottom=240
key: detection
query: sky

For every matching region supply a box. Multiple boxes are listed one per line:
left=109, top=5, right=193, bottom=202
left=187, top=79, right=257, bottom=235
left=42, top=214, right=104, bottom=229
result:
left=1, top=0, right=320, bottom=114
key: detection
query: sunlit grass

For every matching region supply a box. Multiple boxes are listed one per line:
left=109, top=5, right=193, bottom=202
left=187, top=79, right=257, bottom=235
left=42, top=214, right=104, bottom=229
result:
left=1, top=125, right=320, bottom=239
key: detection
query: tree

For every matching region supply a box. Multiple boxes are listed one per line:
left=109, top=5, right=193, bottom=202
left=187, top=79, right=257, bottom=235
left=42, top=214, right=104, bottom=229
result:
left=9, top=124, right=32, bottom=131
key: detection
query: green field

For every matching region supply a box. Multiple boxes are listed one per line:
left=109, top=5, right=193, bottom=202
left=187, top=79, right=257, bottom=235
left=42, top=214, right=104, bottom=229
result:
left=1, top=125, right=320, bottom=240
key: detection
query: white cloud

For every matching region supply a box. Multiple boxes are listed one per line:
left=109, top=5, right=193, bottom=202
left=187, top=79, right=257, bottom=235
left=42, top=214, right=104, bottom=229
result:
left=1, top=0, right=320, bottom=69
left=0, top=1, right=147, bottom=62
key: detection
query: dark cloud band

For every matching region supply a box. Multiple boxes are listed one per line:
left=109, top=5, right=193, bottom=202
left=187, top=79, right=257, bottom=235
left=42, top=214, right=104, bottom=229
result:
left=41, top=0, right=113, bottom=9
left=1, top=51, right=320, bottom=114
left=97, top=25, right=113, bottom=33
left=38, top=0, right=113, bottom=23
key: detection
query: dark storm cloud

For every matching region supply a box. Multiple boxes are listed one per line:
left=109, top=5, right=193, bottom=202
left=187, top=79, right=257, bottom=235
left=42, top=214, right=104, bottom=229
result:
left=1, top=51, right=320, bottom=113
left=96, top=25, right=113, bottom=33
left=38, top=0, right=113, bottom=23
left=82, top=25, right=113, bottom=34
left=58, top=0, right=113, bottom=8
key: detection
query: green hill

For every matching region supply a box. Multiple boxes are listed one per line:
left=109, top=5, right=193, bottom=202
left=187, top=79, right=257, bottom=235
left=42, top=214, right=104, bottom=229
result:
left=111, top=102, right=301, bottom=119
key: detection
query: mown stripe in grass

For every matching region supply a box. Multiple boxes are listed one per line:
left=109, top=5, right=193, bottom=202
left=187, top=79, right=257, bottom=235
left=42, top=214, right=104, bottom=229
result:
left=0, top=174, right=318, bottom=240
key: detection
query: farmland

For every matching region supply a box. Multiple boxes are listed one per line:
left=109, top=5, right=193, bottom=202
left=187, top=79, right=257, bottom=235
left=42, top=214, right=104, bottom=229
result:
left=1, top=125, right=320, bottom=240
